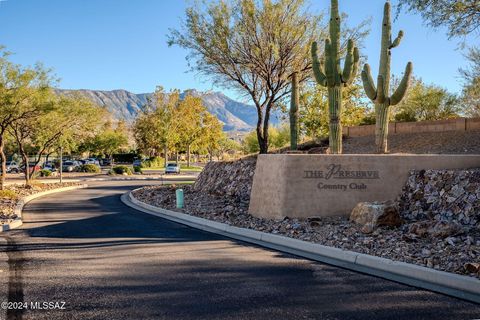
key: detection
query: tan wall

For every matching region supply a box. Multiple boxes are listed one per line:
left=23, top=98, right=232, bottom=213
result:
left=345, top=118, right=479, bottom=137
left=249, top=154, right=480, bottom=219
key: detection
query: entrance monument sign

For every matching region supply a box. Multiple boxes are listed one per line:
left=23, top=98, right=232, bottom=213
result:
left=249, top=154, right=480, bottom=219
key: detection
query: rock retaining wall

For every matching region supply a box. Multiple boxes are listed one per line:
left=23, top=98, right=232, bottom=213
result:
left=193, top=157, right=256, bottom=201
left=398, top=169, right=480, bottom=228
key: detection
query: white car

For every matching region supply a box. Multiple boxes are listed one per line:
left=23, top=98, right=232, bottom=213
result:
left=4, top=161, right=20, bottom=173
left=84, top=158, right=100, bottom=166
left=165, top=163, right=180, bottom=174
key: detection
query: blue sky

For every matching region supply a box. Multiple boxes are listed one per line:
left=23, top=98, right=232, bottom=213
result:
left=0, top=0, right=476, bottom=102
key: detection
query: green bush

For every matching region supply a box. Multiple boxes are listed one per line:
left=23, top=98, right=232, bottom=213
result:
left=109, top=165, right=133, bottom=175
left=133, top=166, right=143, bottom=174
left=141, top=156, right=164, bottom=168
left=0, top=190, right=18, bottom=199
left=77, top=164, right=101, bottom=173
left=39, top=169, right=52, bottom=177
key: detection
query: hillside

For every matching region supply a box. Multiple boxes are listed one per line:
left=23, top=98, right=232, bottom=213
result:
left=57, top=88, right=282, bottom=132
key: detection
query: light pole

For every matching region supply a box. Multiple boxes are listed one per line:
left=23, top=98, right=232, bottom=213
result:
left=59, top=146, right=63, bottom=184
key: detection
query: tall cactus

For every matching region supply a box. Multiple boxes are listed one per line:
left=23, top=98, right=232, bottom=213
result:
left=361, top=1, right=413, bottom=154
left=311, top=0, right=360, bottom=154
left=290, top=72, right=299, bottom=150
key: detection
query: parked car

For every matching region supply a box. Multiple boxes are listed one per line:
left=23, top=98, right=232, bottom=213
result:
left=62, top=161, right=80, bottom=172
left=4, top=161, right=20, bottom=173
left=132, top=159, right=143, bottom=167
left=100, top=158, right=112, bottom=166
left=42, top=162, right=57, bottom=172
left=85, top=158, right=100, bottom=166
left=165, top=163, right=180, bottom=174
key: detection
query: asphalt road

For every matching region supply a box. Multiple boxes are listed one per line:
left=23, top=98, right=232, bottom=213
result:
left=0, top=180, right=479, bottom=320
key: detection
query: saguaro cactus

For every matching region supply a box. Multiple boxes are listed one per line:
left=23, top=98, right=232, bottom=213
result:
left=361, top=1, right=413, bottom=154
left=290, top=72, right=299, bottom=150
left=311, top=0, right=360, bottom=154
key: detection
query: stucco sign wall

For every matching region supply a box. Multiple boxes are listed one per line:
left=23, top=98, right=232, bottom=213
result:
left=248, top=154, right=480, bottom=219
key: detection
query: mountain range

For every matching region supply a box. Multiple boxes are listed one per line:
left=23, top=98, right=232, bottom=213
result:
left=57, top=88, right=283, bottom=132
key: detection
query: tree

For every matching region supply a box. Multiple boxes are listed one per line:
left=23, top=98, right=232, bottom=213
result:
left=133, top=87, right=180, bottom=167
left=0, top=48, right=54, bottom=188
left=299, top=81, right=371, bottom=140
left=396, top=0, right=480, bottom=39
left=241, top=124, right=290, bottom=154
left=168, top=0, right=324, bottom=154
left=84, top=121, right=129, bottom=161
left=215, top=135, right=241, bottom=160
left=8, top=89, right=54, bottom=185
left=175, top=95, right=212, bottom=167
left=33, top=94, right=104, bottom=172
left=460, top=46, right=480, bottom=116
left=196, top=112, right=225, bottom=162
left=392, top=77, right=461, bottom=122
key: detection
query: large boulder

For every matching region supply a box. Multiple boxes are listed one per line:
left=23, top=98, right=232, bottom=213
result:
left=350, top=201, right=402, bottom=233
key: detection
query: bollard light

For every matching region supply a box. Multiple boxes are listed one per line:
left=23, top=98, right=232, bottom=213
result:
left=176, top=188, right=184, bottom=209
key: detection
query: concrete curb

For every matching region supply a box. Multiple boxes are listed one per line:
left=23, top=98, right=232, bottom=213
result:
left=123, top=189, right=480, bottom=304
left=1, top=184, right=88, bottom=232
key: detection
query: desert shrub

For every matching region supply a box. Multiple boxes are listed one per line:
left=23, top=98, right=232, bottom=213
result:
left=142, top=156, right=164, bottom=168
left=133, top=166, right=143, bottom=173
left=77, top=164, right=101, bottom=173
left=109, top=165, right=132, bottom=175
left=0, top=190, right=18, bottom=199
left=39, top=169, right=52, bottom=177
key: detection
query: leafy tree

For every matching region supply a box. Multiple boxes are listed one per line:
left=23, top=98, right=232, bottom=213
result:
left=392, top=77, right=461, bottom=122
left=84, top=121, right=129, bottom=162
left=299, top=81, right=371, bottom=140
left=215, top=135, right=241, bottom=160
left=196, top=112, right=225, bottom=162
left=460, top=46, right=480, bottom=116
left=8, top=89, right=55, bottom=184
left=133, top=87, right=181, bottom=167
left=396, top=0, right=480, bottom=38
left=241, top=124, right=291, bottom=154
left=175, top=95, right=212, bottom=166
left=169, top=0, right=333, bottom=154
left=0, top=48, right=54, bottom=188
left=9, top=93, right=103, bottom=183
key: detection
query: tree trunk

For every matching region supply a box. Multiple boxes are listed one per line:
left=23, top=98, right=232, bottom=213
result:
left=375, top=104, right=390, bottom=154
left=21, top=151, right=30, bottom=186
left=175, top=152, right=179, bottom=165
left=187, top=145, right=191, bottom=168
left=255, top=103, right=269, bottom=154
left=328, top=86, right=343, bottom=154
left=0, top=135, right=7, bottom=190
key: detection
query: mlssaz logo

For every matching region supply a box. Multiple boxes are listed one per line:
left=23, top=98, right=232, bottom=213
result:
left=303, top=164, right=380, bottom=180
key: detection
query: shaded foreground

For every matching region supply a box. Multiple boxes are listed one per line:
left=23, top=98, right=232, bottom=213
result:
left=0, top=181, right=478, bottom=320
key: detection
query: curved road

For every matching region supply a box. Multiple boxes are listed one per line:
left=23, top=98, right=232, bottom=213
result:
left=0, top=181, right=479, bottom=320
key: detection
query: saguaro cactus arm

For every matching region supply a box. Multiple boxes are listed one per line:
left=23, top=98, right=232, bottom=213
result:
left=324, top=39, right=335, bottom=86
left=390, top=62, right=413, bottom=105
left=311, top=42, right=327, bottom=86
left=342, top=40, right=360, bottom=84
left=390, top=30, right=404, bottom=48
left=361, top=64, right=377, bottom=101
